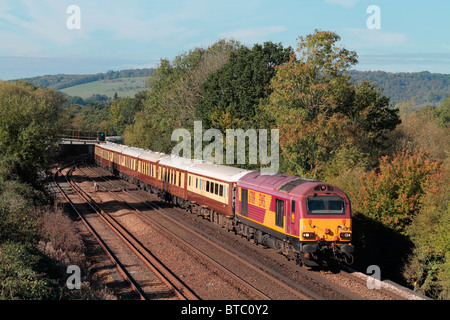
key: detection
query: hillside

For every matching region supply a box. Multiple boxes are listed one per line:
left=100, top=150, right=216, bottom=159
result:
left=348, top=70, right=450, bottom=106
left=16, top=68, right=449, bottom=105
left=20, top=68, right=154, bottom=90
left=60, top=76, right=148, bottom=99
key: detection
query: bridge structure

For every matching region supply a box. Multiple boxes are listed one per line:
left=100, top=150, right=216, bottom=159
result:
left=58, top=130, right=106, bottom=145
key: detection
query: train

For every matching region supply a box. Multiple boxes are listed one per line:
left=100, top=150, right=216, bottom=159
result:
left=94, top=142, right=354, bottom=267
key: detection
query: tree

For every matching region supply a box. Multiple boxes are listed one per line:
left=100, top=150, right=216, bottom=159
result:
left=358, top=150, right=442, bottom=235
left=436, top=95, right=450, bottom=127
left=404, top=158, right=450, bottom=299
left=124, top=39, right=243, bottom=152
left=347, top=81, right=400, bottom=158
left=198, top=41, right=292, bottom=129
left=389, top=98, right=450, bottom=161
left=296, top=30, right=358, bottom=78
left=109, top=94, right=146, bottom=136
left=0, top=81, right=66, bottom=180
left=261, top=30, right=400, bottom=176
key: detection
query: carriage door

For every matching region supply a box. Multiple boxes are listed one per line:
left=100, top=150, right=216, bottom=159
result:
left=241, top=188, right=248, bottom=217
left=275, top=199, right=284, bottom=229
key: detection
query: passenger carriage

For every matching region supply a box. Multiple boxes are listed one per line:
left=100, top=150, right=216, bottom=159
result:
left=186, top=162, right=250, bottom=229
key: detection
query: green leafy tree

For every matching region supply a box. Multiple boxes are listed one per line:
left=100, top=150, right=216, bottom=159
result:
left=198, top=41, right=292, bottom=129
left=0, top=81, right=66, bottom=181
left=110, top=93, right=146, bottom=136
left=125, top=40, right=242, bottom=152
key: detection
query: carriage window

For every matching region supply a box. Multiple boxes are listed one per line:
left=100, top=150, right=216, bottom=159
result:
left=214, top=183, right=218, bottom=195
left=206, top=181, right=210, bottom=192
left=219, top=185, right=224, bottom=197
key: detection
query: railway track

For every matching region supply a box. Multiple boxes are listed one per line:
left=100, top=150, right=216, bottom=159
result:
left=75, top=159, right=389, bottom=300
left=53, top=159, right=198, bottom=300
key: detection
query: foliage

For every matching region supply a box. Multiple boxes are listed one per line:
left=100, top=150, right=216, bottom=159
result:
left=65, top=91, right=147, bottom=137
left=296, top=30, right=357, bottom=79
left=0, top=242, right=58, bottom=299
left=276, top=111, right=352, bottom=177
left=0, top=178, right=41, bottom=244
left=321, top=146, right=369, bottom=212
left=0, top=81, right=66, bottom=181
left=125, top=39, right=243, bottom=152
left=346, top=81, right=400, bottom=158
left=358, top=150, right=442, bottom=235
left=109, top=92, right=147, bottom=136
left=198, top=42, right=292, bottom=129
left=261, top=30, right=400, bottom=176
left=388, top=98, right=450, bottom=161
left=77, top=104, right=111, bottom=133
left=404, top=159, right=450, bottom=299
left=419, top=95, right=450, bottom=128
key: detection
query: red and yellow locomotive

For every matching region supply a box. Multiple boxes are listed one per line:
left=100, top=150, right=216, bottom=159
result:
left=235, top=171, right=354, bottom=266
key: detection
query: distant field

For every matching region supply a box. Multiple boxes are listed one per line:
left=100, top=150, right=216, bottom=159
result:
left=60, top=77, right=148, bottom=98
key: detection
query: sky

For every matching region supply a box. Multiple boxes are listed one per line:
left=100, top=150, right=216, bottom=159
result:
left=1, top=0, right=449, bottom=80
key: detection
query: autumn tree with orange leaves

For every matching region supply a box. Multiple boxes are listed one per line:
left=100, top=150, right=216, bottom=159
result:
left=261, top=30, right=400, bottom=177
left=359, top=150, right=442, bottom=235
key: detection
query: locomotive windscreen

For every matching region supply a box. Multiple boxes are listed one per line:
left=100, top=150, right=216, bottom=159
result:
left=307, top=196, right=344, bottom=215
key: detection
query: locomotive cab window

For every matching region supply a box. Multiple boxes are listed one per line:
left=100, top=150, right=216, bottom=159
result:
left=307, top=196, right=344, bottom=215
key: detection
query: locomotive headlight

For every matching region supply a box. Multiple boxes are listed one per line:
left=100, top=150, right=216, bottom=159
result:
left=340, top=232, right=352, bottom=239
left=302, top=232, right=316, bottom=239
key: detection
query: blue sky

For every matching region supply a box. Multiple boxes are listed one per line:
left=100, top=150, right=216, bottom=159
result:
left=1, top=0, right=449, bottom=80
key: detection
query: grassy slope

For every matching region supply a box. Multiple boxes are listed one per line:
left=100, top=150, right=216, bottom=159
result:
left=60, top=76, right=148, bottom=99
